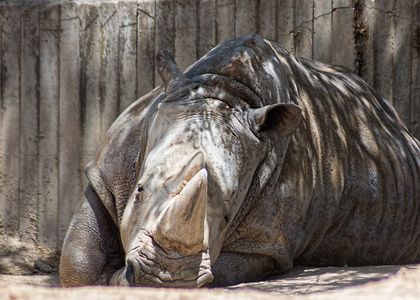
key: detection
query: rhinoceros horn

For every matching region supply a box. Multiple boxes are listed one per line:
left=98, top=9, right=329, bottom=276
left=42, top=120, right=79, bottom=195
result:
left=156, top=49, right=191, bottom=94
left=153, top=152, right=208, bottom=255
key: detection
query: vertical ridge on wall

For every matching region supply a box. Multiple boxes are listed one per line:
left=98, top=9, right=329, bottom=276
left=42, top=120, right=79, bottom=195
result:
left=20, top=4, right=40, bottom=243
left=393, top=0, right=414, bottom=131
left=412, top=0, right=420, bottom=138
left=0, top=3, right=22, bottom=239
left=198, top=0, right=216, bottom=59
left=98, top=2, right=119, bottom=141
left=174, top=0, right=197, bottom=71
left=137, top=0, right=156, bottom=100
left=38, top=3, right=60, bottom=247
left=216, top=0, right=235, bottom=45
left=79, top=3, right=101, bottom=195
left=119, top=0, right=138, bottom=112
left=294, top=0, right=314, bottom=58
left=276, top=0, right=294, bottom=53
left=258, top=0, right=277, bottom=42
left=313, top=0, right=332, bottom=63
left=155, top=0, right=174, bottom=86
left=373, top=0, right=395, bottom=104
left=58, top=2, right=82, bottom=245
left=359, top=0, right=374, bottom=86
left=331, top=0, right=354, bottom=69
left=235, top=0, right=257, bottom=38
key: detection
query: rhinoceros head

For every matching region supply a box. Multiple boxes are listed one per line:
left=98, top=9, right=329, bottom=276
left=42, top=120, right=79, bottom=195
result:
left=114, top=35, right=302, bottom=287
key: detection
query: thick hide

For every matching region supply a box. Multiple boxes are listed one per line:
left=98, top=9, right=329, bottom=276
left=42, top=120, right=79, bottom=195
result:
left=60, top=34, right=420, bottom=288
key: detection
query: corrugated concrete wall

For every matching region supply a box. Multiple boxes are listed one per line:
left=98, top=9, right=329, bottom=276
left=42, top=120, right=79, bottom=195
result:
left=0, top=0, right=419, bottom=252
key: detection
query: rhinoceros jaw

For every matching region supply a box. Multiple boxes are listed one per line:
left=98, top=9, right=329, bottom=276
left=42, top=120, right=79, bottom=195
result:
left=153, top=168, right=208, bottom=256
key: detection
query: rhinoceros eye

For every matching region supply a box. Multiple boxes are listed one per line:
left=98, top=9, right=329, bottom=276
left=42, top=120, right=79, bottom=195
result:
left=135, top=185, right=144, bottom=204
left=220, top=215, right=231, bottom=230
left=224, top=215, right=230, bottom=224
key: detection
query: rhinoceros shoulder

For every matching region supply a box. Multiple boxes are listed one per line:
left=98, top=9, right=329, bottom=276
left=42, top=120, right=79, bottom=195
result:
left=85, top=87, right=162, bottom=226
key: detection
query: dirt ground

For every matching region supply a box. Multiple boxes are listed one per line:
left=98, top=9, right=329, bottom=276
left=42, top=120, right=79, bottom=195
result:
left=1, top=264, right=420, bottom=299
left=1, top=236, right=420, bottom=298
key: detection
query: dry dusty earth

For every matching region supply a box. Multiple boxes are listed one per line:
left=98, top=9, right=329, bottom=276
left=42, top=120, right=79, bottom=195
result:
left=1, top=264, right=420, bottom=299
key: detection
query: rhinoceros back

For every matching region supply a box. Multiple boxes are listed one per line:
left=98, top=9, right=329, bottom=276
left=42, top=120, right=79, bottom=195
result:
left=265, top=42, right=420, bottom=266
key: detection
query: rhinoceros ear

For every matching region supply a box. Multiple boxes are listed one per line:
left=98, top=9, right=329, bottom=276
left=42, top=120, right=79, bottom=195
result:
left=156, top=49, right=191, bottom=94
left=249, top=103, right=302, bottom=139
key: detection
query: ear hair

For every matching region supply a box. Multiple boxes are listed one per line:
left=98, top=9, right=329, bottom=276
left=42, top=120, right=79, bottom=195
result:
left=249, top=103, right=302, bottom=139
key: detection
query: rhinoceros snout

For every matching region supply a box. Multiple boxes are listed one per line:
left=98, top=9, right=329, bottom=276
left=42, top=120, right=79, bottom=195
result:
left=116, top=231, right=213, bottom=287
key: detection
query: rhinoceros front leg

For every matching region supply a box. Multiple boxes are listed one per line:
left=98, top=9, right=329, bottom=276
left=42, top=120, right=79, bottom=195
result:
left=59, top=184, right=125, bottom=287
left=209, top=252, right=278, bottom=287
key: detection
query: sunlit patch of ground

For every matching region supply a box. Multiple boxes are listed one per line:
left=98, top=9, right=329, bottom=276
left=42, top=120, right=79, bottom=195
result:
left=1, top=264, right=420, bottom=299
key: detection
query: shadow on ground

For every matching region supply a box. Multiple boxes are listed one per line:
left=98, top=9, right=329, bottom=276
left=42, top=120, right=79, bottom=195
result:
left=228, top=265, right=417, bottom=294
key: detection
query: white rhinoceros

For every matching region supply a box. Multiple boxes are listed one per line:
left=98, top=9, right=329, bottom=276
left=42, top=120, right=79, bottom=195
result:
left=59, top=34, right=420, bottom=288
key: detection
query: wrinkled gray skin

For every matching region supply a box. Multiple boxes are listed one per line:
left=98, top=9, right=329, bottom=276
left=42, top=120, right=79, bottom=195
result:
left=60, top=34, right=420, bottom=288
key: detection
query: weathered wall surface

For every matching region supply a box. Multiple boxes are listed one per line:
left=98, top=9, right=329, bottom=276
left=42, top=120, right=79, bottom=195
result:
left=0, top=0, right=419, bottom=261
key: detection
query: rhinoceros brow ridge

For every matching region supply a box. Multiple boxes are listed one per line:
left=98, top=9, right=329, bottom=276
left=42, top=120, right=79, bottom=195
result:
left=190, top=73, right=262, bottom=108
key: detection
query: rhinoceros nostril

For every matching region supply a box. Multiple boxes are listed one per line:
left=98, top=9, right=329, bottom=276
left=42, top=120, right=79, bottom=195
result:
left=125, top=262, right=136, bottom=286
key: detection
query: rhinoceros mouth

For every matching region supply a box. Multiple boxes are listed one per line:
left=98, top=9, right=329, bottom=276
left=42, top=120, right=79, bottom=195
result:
left=123, top=230, right=213, bottom=287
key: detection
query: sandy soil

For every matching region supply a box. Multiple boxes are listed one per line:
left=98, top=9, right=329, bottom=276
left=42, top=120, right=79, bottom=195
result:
left=1, top=264, right=420, bottom=299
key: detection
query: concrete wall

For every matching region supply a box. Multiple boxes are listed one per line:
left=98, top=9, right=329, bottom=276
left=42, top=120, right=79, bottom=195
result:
left=0, top=0, right=419, bottom=253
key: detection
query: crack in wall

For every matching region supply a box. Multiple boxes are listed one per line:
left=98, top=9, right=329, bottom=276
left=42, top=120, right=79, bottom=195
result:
left=138, top=8, right=155, bottom=20
left=295, top=5, right=354, bottom=30
left=314, top=5, right=354, bottom=20
left=363, top=5, right=413, bottom=22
